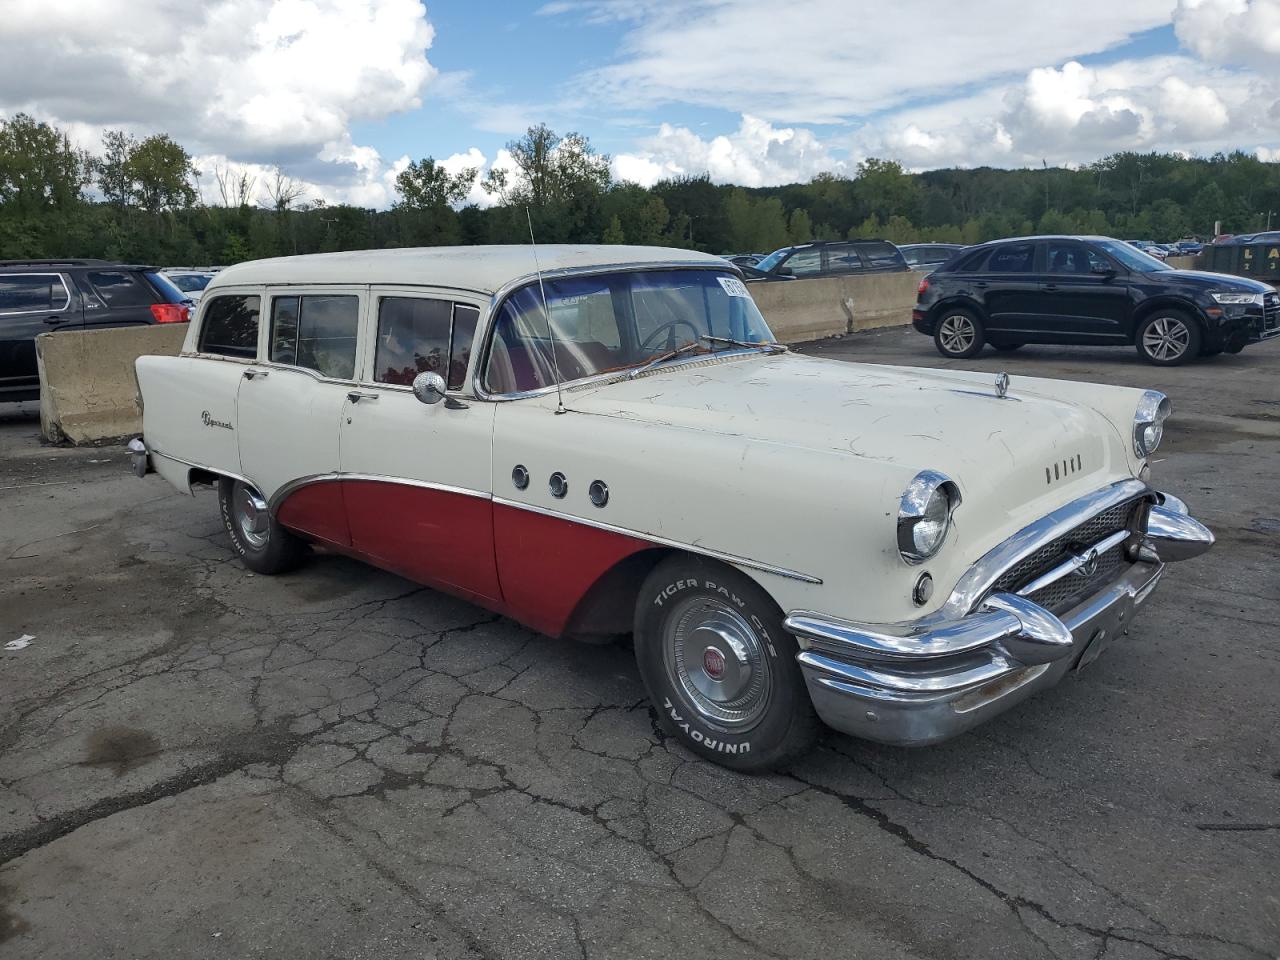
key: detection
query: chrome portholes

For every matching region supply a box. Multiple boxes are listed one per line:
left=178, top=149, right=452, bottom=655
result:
left=588, top=479, right=609, bottom=508
left=512, top=464, right=529, bottom=490
left=663, top=596, right=773, bottom=730
left=549, top=472, right=568, bottom=499
left=232, top=482, right=270, bottom=549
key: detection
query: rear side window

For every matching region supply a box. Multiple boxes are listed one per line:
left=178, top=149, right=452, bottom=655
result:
left=0, top=274, right=69, bottom=313
left=270, top=294, right=359, bottom=380
left=984, top=244, right=1036, bottom=272
left=375, top=297, right=477, bottom=391
left=784, top=248, right=822, bottom=277
left=86, top=270, right=153, bottom=307
left=198, top=295, right=260, bottom=359
left=144, top=271, right=189, bottom=304
left=856, top=242, right=907, bottom=268
left=823, top=244, right=865, bottom=273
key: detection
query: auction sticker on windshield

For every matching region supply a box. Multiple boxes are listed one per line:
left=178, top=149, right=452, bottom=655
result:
left=717, top=276, right=749, bottom=298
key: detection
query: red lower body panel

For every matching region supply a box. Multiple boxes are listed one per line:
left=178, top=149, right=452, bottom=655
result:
left=275, top=480, right=649, bottom=635
left=492, top=501, right=650, bottom=636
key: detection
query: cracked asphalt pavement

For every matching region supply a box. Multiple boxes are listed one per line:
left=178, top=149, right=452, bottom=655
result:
left=2, top=331, right=1278, bottom=960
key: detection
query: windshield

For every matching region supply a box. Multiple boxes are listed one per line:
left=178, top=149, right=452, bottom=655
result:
left=1095, top=239, right=1172, bottom=272
left=483, top=269, right=776, bottom=395
left=169, top=273, right=212, bottom=292
left=754, top=248, right=793, bottom=273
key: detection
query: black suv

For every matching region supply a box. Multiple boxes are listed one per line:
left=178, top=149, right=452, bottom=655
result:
left=1, top=260, right=191, bottom=402
left=912, top=236, right=1279, bottom=365
left=753, top=240, right=909, bottom=280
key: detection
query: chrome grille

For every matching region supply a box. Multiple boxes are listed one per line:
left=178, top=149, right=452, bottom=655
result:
left=989, top=499, right=1145, bottom=614
left=1263, top=294, right=1279, bottom=337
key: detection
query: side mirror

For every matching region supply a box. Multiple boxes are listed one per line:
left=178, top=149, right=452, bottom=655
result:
left=777, top=267, right=794, bottom=277
left=412, top=371, right=446, bottom=405
left=1092, top=266, right=1116, bottom=279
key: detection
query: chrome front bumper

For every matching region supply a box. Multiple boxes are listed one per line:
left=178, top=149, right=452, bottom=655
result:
left=787, top=488, right=1213, bottom=747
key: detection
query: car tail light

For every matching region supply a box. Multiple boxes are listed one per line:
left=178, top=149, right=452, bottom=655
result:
left=150, top=303, right=189, bottom=324
left=916, top=277, right=929, bottom=296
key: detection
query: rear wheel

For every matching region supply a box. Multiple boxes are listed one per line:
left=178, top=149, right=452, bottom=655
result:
left=634, top=556, right=817, bottom=771
left=933, top=309, right=985, bottom=359
left=1136, top=310, right=1201, bottom=366
left=218, top=477, right=304, bottom=574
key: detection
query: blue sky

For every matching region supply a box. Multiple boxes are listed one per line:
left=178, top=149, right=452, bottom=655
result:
left=2, top=0, right=1277, bottom=207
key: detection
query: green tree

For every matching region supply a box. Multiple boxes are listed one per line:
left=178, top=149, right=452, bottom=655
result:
left=853, top=158, right=922, bottom=223
left=125, top=134, right=196, bottom=216
left=602, top=214, right=626, bottom=244
left=0, top=113, right=92, bottom=215
left=787, top=207, right=813, bottom=244
left=394, top=157, right=476, bottom=209
left=98, top=130, right=137, bottom=210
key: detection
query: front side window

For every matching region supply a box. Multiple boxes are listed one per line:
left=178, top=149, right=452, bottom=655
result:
left=198, top=295, right=260, bottom=359
left=1046, top=242, right=1108, bottom=275
left=783, top=248, right=823, bottom=277
left=1094, top=239, right=1171, bottom=273
left=270, top=294, right=359, bottom=379
left=0, top=274, right=68, bottom=313
left=374, top=298, right=478, bottom=390
left=483, top=269, right=775, bottom=395
left=985, top=244, right=1036, bottom=273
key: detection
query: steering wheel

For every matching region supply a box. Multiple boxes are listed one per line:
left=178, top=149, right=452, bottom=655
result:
left=639, top=319, right=701, bottom=353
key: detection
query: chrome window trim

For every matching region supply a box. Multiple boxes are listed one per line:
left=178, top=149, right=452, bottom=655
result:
left=0, top=272, right=72, bottom=316
left=472, top=262, right=775, bottom=402
left=492, top=496, right=822, bottom=584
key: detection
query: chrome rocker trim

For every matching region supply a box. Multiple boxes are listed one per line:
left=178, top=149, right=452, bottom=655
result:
left=787, top=484, right=1214, bottom=747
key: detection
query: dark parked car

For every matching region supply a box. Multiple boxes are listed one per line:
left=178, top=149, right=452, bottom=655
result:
left=899, top=243, right=966, bottom=270
left=1, top=259, right=191, bottom=402
left=912, top=236, right=1279, bottom=365
left=752, top=240, right=909, bottom=280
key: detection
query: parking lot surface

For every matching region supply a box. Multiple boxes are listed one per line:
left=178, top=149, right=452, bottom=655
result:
left=2, top=332, right=1277, bottom=960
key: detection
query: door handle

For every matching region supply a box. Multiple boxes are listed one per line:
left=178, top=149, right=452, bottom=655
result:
left=347, top=391, right=379, bottom=403
left=974, top=281, right=988, bottom=289
left=243, top=369, right=269, bottom=380
left=42, top=316, right=63, bottom=325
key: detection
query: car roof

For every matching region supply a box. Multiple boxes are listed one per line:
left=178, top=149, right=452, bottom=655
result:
left=964, top=235, right=1115, bottom=248
left=206, top=245, right=727, bottom=296
left=0, top=259, right=158, bottom=271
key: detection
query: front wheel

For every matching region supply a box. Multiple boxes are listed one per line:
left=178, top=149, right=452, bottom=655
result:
left=634, top=557, right=818, bottom=771
left=1136, top=311, right=1201, bottom=366
left=933, top=309, right=985, bottom=359
left=218, top=477, right=305, bottom=574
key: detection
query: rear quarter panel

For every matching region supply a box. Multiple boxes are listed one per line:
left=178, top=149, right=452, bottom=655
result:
left=136, top=354, right=246, bottom=493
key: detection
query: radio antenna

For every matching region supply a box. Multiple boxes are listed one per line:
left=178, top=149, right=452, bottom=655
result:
left=526, top=207, right=566, bottom=415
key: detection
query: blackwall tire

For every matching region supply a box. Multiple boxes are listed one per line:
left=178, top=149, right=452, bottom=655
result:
left=634, top=556, right=818, bottom=772
left=1136, top=311, right=1201, bottom=366
left=933, top=309, right=986, bottom=359
left=217, top=477, right=304, bottom=575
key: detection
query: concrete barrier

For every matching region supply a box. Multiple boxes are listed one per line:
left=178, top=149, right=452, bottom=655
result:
left=36, top=324, right=188, bottom=445
left=1165, top=255, right=1199, bottom=270
left=751, top=272, right=921, bottom=343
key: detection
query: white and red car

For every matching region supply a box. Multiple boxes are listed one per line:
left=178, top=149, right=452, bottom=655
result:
left=134, top=245, right=1213, bottom=770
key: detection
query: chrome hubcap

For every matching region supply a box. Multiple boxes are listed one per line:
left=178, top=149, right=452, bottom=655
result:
left=663, top=597, right=772, bottom=729
left=233, top=483, right=270, bottom=549
left=1143, top=317, right=1189, bottom=361
left=939, top=315, right=975, bottom=354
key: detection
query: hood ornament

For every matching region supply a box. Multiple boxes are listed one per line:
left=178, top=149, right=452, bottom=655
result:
left=995, top=372, right=1010, bottom=400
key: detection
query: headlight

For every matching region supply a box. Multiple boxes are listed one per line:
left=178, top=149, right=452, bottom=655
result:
left=1209, top=291, right=1262, bottom=306
left=897, top=470, right=961, bottom=564
left=1133, top=390, right=1172, bottom=458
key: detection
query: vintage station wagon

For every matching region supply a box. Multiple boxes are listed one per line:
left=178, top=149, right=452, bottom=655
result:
left=134, top=245, right=1214, bottom=770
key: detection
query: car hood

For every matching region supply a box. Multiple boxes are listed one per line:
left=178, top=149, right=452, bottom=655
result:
left=1151, top=269, right=1276, bottom=293
left=569, top=352, right=1135, bottom=512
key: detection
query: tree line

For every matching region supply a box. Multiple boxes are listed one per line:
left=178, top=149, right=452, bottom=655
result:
left=1, top=112, right=1277, bottom=266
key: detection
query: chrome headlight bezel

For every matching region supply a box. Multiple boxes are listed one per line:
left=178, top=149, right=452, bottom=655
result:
left=897, top=470, right=962, bottom=565
left=1133, top=390, right=1172, bottom=458
left=1209, top=291, right=1263, bottom=306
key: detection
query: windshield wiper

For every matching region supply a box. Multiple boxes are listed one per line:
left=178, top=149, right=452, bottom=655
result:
left=628, top=340, right=708, bottom=379
left=701, top=335, right=787, bottom=353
